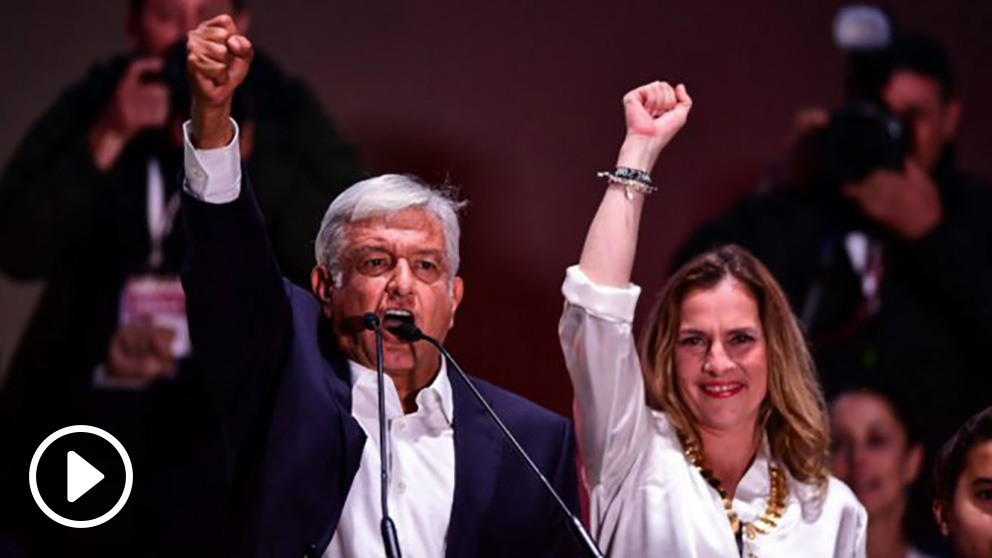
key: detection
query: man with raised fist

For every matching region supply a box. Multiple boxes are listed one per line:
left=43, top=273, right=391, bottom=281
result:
left=183, top=15, right=580, bottom=558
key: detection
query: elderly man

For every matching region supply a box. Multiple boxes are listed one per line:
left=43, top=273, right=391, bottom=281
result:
left=183, top=15, right=579, bottom=557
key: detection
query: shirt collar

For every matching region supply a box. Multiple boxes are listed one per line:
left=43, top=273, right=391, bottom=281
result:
left=734, top=433, right=785, bottom=516
left=348, top=358, right=454, bottom=426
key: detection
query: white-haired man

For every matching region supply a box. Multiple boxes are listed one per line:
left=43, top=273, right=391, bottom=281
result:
left=181, top=15, right=580, bottom=558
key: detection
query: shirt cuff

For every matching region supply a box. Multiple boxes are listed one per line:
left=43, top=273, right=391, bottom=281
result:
left=182, top=119, right=242, bottom=203
left=562, top=265, right=641, bottom=323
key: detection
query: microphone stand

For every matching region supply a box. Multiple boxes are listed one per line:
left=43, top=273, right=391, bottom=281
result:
left=388, top=321, right=603, bottom=558
left=363, top=314, right=402, bottom=558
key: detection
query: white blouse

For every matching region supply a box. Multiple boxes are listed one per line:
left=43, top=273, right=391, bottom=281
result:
left=559, top=265, right=867, bottom=558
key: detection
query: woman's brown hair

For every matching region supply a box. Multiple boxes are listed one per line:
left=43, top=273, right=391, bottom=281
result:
left=641, top=244, right=830, bottom=488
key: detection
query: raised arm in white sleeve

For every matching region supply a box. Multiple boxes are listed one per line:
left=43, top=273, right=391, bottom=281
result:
left=562, top=80, right=691, bottom=494
left=560, top=265, right=652, bottom=492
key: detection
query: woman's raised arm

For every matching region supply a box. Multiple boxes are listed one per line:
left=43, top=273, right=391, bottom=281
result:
left=578, top=81, right=692, bottom=286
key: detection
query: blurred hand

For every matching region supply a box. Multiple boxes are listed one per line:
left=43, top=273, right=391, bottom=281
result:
left=842, top=159, right=944, bottom=240
left=186, top=14, right=253, bottom=148
left=793, top=106, right=829, bottom=134
left=88, top=58, right=170, bottom=170
left=617, top=81, right=693, bottom=172
left=105, top=318, right=176, bottom=382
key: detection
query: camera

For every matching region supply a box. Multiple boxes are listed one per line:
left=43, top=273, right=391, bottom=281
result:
left=816, top=102, right=910, bottom=190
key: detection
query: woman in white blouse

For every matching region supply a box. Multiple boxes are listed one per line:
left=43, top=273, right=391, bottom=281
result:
left=559, top=81, right=867, bottom=557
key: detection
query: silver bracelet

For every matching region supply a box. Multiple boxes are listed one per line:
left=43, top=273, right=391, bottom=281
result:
left=597, top=168, right=658, bottom=199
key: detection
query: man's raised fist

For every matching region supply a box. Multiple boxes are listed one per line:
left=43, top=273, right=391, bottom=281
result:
left=186, top=14, right=253, bottom=109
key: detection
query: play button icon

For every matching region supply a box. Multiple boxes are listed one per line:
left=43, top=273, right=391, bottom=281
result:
left=29, top=425, right=133, bottom=528
left=66, top=451, right=105, bottom=503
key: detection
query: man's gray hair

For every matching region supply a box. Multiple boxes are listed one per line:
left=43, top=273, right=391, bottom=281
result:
left=314, top=174, right=467, bottom=286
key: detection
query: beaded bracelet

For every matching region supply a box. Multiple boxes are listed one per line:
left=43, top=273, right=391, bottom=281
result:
left=596, top=168, right=658, bottom=199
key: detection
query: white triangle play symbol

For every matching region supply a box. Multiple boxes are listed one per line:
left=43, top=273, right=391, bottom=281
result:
left=66, top=451, right=104, bottom=503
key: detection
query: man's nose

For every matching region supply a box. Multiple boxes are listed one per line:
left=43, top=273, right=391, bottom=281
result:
left=386, top=259, right=415, bottom=296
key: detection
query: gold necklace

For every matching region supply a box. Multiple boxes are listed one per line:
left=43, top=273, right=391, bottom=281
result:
left=680, top=435, right=788, bottom=546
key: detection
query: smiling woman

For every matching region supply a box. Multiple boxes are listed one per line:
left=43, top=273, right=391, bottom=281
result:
left=559, top=81, right=867, bottom=557
left=641, top=245, right=829, bottom=495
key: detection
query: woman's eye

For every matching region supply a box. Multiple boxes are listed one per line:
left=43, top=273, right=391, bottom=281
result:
left=679, top=336, right=703, bottom=347
left=730, top=333, right=754, bottom=345
left=976, top=489, right=992, bottom=501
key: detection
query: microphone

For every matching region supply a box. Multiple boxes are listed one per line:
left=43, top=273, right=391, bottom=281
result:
left=362, top=313, right=402, bottom=558
left=386, top=321, right=604, bottom=558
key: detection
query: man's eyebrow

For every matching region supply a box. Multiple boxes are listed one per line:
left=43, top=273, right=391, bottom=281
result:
left=411, top=248, right=445, bottom=257
left=348, top=244, right=391, bottom=254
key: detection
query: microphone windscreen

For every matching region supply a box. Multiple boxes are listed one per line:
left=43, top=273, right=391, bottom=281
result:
left=363, top=313, right=380, bottom=331
left=388, top=322, right=423, bottom=342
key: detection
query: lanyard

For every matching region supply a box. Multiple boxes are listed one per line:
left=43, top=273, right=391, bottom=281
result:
left=146, top=157, right=180, bottom=271
left=843, top=231, right=884, bottom=314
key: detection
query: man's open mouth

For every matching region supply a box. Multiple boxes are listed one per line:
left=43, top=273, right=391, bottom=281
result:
left=382, top=309, right=415, bottom=328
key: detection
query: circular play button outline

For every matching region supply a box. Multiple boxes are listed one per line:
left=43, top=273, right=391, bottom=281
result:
left=28, top=425, right=133, bottom=528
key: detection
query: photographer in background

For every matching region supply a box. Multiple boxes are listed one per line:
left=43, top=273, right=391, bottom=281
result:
left=0, top=0, right=360, bottom=555
left=675, top=15, right=992, bottom=485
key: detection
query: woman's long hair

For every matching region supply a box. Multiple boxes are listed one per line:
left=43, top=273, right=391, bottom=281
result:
left=640, top=244, right=829, bottom=488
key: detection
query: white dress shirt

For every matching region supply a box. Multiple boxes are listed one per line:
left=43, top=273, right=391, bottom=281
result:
left=325, top=360, right=455, bottom=558
left=182, top=120, right=456, bottom=558
left=559, top=265, right=867, bottom=558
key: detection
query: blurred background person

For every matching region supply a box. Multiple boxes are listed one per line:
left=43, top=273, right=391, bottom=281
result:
left=932, top=406, right=992, bottom=558
left=675, top=9, right=992, bottom=465
left=830, top=386, right=935, bottom=558
left=0, top=0, right=360, bottom=555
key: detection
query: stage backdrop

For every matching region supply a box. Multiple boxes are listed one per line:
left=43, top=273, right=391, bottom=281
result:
left=2, top=0, right=991, bottom=414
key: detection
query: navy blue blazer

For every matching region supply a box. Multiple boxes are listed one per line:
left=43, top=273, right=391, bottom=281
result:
left=181, top=174, right=581, bottom=557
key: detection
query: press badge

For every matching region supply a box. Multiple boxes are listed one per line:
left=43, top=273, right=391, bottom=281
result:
left=118, top=275, right=191, bottom=359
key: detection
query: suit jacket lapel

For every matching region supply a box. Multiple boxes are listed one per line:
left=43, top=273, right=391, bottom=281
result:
left=306, top=315, right=366, bottom=555
left=445, top=368, right=503, bottom=557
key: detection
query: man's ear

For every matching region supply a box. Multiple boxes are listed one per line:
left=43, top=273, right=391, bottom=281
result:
left=942, top=97, right=962, bottom=140
left=311, top=265, right=335, bottom=318
left=448, top=276, right=464, bottom=329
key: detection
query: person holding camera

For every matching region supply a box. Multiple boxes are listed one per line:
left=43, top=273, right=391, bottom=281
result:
left=0, top=0, right=360, bottom=554
left=0, top=0, right=359, bottom=389
left=675, top=32, right=992, bottom=468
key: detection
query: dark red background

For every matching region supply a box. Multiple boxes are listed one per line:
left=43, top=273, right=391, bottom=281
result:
left=2, top=1, right=991, bottom=416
